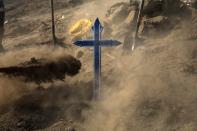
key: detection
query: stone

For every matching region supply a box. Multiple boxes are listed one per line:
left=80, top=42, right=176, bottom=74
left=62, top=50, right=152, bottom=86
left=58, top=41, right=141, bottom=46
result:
left=76, top=50, right=84, bottom=59
left=144, top=16, right=168, bottom=25
left=66, top=127, right=75, bottom=131
left=124, top=10, right=137, bottom=25
left=106, top=2, right=131, bottom=24
left=16, top=121, right=26, bottom=128
left=141, top=15, right=171, bottom=36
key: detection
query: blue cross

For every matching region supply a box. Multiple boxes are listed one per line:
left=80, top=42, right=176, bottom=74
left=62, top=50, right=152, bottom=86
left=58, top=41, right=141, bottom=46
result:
left=74, top=18, right=121, bottom=99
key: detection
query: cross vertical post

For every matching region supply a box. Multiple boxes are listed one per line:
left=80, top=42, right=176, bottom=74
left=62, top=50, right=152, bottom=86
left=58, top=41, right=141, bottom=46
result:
left=74, top=18, right=121, bottom=100
left=93, top=18, right=102, bottom=99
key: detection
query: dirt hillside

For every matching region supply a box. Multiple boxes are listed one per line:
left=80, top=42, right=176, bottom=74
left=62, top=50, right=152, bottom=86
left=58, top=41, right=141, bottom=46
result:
left=0, top=0, right=196, bottom=131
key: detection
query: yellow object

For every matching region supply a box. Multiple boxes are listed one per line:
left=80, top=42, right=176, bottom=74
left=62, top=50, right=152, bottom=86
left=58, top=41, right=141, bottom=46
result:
left=69, top=19, right=92, bottom=39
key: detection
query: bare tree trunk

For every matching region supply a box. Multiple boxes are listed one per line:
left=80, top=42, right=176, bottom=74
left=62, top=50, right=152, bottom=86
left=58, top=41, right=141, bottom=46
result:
left=0, top=29, right=3, bottom=51
left=0, top=0, right=5, bottom=52
left=50, top=0, right=56, bottom=45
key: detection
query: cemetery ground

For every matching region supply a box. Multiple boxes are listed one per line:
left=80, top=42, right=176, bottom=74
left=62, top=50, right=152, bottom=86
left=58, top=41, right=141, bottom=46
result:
left=0, top=0, right=197, bottom=131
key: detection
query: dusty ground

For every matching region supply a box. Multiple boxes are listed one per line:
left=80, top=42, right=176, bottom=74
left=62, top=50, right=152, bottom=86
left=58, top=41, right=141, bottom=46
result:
left=0, top=0, right=196, bottom=131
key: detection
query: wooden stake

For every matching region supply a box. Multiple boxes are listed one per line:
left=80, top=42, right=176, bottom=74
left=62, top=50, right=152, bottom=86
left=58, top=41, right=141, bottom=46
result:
left=50, top=0, right=56, bottom=45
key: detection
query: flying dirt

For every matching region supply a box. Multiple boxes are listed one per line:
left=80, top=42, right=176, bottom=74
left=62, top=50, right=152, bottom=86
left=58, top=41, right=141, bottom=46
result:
left=0, top=55, right=81, bottom=84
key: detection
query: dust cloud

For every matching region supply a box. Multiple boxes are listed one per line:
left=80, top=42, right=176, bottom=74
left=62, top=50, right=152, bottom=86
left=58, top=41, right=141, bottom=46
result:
left=82, top=38, right=197, bottom=131
left=0, top=78, right=31, bottom=106
left=0, top=45, right=76, bottom=108
left=81, top=4, right=197, bottom=130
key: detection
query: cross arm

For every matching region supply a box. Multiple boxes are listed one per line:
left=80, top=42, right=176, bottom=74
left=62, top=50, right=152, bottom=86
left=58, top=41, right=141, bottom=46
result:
left=74, top=40, right=94, bottom=47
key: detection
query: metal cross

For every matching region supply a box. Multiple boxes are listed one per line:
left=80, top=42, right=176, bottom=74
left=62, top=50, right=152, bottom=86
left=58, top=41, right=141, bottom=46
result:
left=74, top=18, right=121, bottom=99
